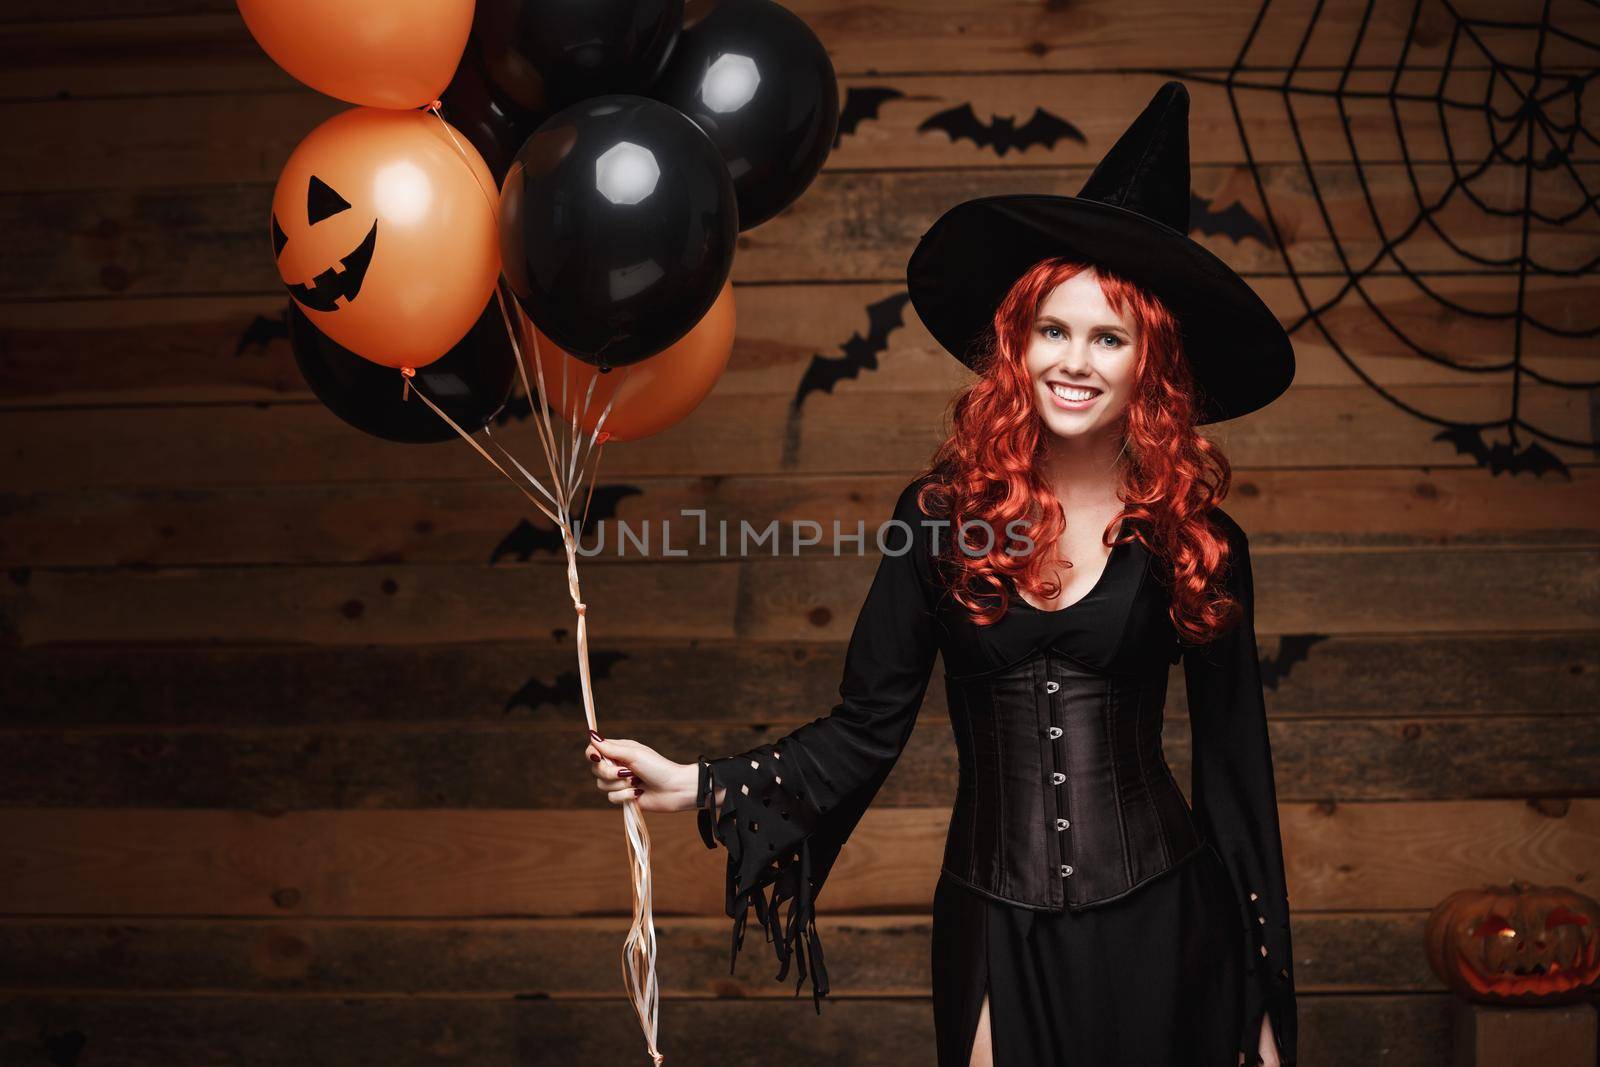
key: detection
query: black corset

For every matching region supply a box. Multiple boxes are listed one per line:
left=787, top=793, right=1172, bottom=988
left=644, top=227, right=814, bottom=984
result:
left=940, top=648, right=1203, bottom=910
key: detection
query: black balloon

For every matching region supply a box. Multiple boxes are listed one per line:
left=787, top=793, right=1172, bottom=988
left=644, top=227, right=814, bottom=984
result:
left=500, top=94, right=738, bottom=369
left=473, top=0, right=684, bottom=114
left=437, top=37, right=552, bottom=186
left=291, top=298, right=517, bottom=443
left=649, top=0, right=838, bottom=230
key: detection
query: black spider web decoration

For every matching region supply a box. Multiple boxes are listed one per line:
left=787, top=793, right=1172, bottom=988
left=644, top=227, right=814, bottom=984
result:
left=1206, top=0, right=1597, bottom=477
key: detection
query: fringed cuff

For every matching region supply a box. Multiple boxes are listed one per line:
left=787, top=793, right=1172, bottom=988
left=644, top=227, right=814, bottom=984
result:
left=694, top=754, right=831, bottom=1013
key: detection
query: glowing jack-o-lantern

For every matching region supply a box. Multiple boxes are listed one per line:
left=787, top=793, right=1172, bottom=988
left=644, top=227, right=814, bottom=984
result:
left=1426, top=882, right=1600, bottom=1004
left=270, top=107, right=501, bottom=370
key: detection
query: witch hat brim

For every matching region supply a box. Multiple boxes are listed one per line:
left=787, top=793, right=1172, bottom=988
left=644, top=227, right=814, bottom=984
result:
left=906, top=80, right=1294, bottom=425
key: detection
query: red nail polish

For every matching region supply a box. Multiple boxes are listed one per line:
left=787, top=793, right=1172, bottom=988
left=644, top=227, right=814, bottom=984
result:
left=588, top=729, right=602, bottom=741
left=589, top=753, right=600, bottom=762
left=634, top=787, right=644, bottom=796
left=618, top=767, right=633, bottom=777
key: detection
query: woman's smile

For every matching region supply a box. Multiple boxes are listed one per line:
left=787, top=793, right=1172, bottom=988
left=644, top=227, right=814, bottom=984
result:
left=1046, top=381, right=1104, bottom=410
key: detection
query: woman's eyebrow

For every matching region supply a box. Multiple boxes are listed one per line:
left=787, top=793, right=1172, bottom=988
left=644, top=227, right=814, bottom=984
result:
left=1035, top=315, right=1134, bottom=334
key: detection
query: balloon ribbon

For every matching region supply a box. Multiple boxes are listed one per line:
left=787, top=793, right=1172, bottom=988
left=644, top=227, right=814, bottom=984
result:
left=402, top=202, right=666, bottom=1063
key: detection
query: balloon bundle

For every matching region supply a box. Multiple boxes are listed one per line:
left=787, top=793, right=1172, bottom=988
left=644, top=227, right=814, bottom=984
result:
left=237, top=0, right=840, bottom=1060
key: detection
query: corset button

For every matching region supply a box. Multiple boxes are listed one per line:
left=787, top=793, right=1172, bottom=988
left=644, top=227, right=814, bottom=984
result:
left=1044, top=680, right=1060, bottom=694
left=1046, top=726, right=1063, bottom=739
left=1050, top=771, right=1066, bottom=785
left=1056, top=817, right=1069, bottom=830
left=1060, top=864, right=1074, bottom=877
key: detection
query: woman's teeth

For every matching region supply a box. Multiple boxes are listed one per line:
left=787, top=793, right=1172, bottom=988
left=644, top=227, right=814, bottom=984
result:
left=1051, top=383, right=1101, bottom=403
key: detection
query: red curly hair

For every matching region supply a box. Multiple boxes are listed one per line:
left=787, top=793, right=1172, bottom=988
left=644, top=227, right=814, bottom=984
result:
left=915, top=256, right=1242, bottom=645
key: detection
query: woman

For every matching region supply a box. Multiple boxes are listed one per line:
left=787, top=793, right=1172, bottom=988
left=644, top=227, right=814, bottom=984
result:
left=582, top=80, right=1297, bottom=1067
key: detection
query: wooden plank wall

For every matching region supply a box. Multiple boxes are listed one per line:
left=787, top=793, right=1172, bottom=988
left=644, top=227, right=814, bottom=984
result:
left=2, top=0, right=1598, bottom=1064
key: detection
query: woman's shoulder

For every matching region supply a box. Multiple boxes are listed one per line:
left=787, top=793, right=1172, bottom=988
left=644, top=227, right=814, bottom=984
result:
left=885, top=474, right=951, bottom=583
left=1201, top=502, right=1250, bottom=551
left=891, top=472, right=945, bottom=525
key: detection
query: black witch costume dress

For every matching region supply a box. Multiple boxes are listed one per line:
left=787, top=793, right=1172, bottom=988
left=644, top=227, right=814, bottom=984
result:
left=693, top=81, right=1299, bottom=1067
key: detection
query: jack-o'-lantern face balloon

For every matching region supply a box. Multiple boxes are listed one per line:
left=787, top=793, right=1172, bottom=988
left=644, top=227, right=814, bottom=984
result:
left=271, top=107, right=501, bottom=370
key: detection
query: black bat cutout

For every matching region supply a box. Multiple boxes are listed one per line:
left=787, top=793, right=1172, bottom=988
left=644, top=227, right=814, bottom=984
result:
left=39, top=1025, right=87, bottom=1067
left=490, top=395, right=569, bottom=428
left=1189, top=193, right=1276, bottom=248
left=1258, top=633, right=1330, bottom=691
left=791, top=291, right=913, bottom=412
left=1434, top=426, right=1571, bottom=478
left=919, top=103, right=1085, bottom=157
left=489, top=483, right=645, bottom=562
left=493, top=394, right=534, bottom=426
left=493, top=517, right=562, bottom=559
left=235, top=306, right=289, bottom=357
left=505, top=650, right=631, bottom=715
left=834, top=86, right=906, bottom=148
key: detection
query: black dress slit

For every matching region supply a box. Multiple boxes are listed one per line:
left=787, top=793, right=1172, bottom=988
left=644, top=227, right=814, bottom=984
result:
left=933, top=866, right=992, bottom=1066
left=933, top=848, right=1247, bottom=1065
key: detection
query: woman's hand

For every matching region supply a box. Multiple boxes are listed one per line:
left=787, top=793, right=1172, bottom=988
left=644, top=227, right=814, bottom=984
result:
left=584, top=731, right=701, bottom=813
left=1239, top=1013, right=1280, bottom=1067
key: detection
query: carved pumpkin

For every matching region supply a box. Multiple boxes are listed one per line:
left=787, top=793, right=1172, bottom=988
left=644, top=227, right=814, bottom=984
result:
left=1426, top=882, right=1600, bottom=1003
left=270, top=107, right=501, bottom=370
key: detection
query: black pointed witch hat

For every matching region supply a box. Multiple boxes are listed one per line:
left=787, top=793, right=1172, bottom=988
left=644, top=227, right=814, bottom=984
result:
left=906, top=80, right=1294, bottom=425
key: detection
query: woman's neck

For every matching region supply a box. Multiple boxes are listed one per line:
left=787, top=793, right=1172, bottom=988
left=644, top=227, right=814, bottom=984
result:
left=1039, top=425, right=1126, bottom=511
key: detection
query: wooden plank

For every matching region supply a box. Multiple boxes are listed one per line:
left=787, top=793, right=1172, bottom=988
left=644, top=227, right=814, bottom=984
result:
left=0, top=800, right=1594, bottom=916
left=9, top=69, right=1587, bottom=190
left=3, top=545, right=1595, bottom=648
left=2, top=384, right=1594, bottom=492
left=531, top=163, right=1600, bottom=284
left=0, top=557, right=752, bottom=647
left=3, top=713, right=1596, bottom=809
left=4, top=468, right=1597, bottom=570
left=1121, top=544, right=1600, bottom=640
left=3, top=162, right=1595, bottom=300
left=1452, top=1001, right=1600, bottom=1067
left=5, top=633, right=1594, bottom=730
left=0, top=89, right=346, bottom=193
left=4, top=0, right=1593, bottom=74
left=0, top=14, right=289, bottom=99
left=0, top=910, right=1439, bottom=995
left=0, top=994, right=1454, bottom=1067
left=0, top=640, right=861, bottom=728
left=1293, top=995, right=1454, bottom=1067
left=822, top=68, right=1594, bottom=170
left=3, top=276, right=1594, bottom=408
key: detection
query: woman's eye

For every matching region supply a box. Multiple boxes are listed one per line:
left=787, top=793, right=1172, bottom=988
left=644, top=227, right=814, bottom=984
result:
left=1043, top=326, right=1063, bottom=340
left=1098, top=333, right=1124, bottom=348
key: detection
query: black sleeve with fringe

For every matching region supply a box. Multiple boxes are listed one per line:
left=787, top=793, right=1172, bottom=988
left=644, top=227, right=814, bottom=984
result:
left=694, top=479, right=940, bottom=1012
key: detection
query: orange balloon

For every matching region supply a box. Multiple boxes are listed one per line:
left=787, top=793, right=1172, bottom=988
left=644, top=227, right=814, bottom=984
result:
left=237, top=0, right=473, bottom=109
left=271, top=107, right=501, bottom=370
left=523, top=279, right=737, bottom=442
